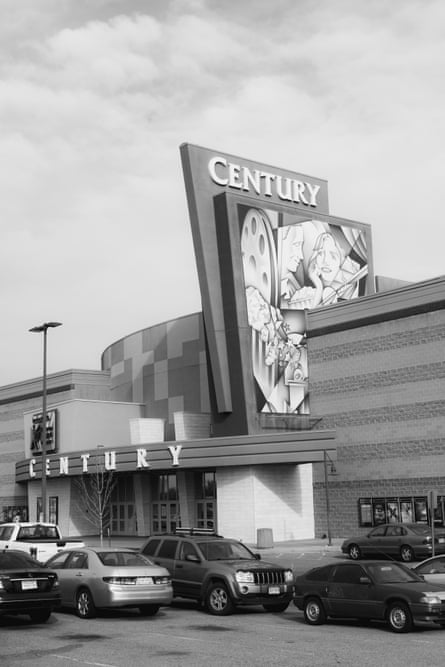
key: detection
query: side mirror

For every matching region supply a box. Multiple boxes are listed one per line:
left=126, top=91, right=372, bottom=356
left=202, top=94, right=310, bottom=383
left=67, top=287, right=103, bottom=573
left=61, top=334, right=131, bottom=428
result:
left=185, top=554, right=201, bottom=563
left=254, top=553, right=261, bottom=560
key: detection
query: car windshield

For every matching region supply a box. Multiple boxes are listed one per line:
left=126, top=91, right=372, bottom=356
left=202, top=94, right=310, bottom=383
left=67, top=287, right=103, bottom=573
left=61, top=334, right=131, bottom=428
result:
left=0, top=552, right=40, bottom=569
left=197, top=541, right=254, bottom=560
left=367, top=563, right=423, bottom=584
left=97, top=551, right=153, bottom=567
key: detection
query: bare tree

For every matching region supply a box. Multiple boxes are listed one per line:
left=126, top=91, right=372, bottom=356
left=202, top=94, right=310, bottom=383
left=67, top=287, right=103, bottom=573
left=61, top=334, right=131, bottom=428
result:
left=75, top=467, right=116, bottom=546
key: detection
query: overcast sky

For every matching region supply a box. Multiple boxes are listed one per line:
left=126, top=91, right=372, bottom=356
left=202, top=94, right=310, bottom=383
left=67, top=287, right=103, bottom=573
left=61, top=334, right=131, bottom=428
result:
left=1, top=0, right=444, bottom=386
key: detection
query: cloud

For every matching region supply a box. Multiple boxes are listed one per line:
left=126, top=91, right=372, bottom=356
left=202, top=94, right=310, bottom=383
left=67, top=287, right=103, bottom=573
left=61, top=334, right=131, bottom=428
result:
left=0, top=0, right=444, bottom=384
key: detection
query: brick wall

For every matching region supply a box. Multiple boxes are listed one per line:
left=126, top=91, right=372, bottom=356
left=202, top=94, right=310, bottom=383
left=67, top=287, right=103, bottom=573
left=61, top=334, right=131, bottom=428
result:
left=308, top=309, right=445, bottom=537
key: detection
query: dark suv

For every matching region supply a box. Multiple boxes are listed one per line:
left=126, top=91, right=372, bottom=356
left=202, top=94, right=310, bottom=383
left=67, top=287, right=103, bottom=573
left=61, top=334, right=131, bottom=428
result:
left=139, top=530, right=293, bottom=615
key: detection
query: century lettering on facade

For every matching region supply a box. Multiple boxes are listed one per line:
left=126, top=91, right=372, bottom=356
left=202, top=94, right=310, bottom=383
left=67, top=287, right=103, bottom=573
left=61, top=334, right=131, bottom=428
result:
left=27, top=445, right=183, bottom=479
left=208, top=156, right=321, bottom=207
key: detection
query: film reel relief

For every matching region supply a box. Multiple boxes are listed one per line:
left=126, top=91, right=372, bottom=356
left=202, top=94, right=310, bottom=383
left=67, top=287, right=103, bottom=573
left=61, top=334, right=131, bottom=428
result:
left=241, top=209, right=281, bottom=406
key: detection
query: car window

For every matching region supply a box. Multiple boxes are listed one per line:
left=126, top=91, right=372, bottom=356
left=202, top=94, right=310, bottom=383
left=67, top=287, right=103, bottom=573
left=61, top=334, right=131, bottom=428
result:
left=367, top=563, right=421, bottom=583
left=46, top=552, right=72, bottom=569
left=197, top=540, right=254, bottom=561
left=66, top=552, right=88, bottom=569
left=332, top=565, right=365, bottom=584
left=157, top=539, right=178, bottom=559
left=305, top=565, right=335, bottom=581
left=0, top=552, right=39, bottom=569
left=369, top=526, right=387, bottom=537
left=98, top=552, right=151, bottom=567
left=386, top=526, right=403, bottom=537
left=141, top=539, right=161, bottom=557
left=0, top=525, right=15, bottom=540
left=179, top=541, right=199, bottom=560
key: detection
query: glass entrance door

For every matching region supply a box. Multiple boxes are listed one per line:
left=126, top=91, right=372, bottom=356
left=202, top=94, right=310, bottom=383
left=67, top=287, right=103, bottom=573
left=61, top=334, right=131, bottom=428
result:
left=111, top=502, right=137, bottom=535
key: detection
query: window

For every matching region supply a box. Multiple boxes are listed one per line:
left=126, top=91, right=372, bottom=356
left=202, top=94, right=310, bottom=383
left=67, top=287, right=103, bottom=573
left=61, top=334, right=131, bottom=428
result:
left=142, top=538, right=161, bottom=557
left=66, top=552, right=88, bottom=569
left=195, top=472, right=216, bottom=531
left=332, top=565, right=365, bottom=584
left=49, top=497, right=58, bottom=524
left=157, top=539, right=178, bottom=559
left=47, top=552, right=71, bottom=569
left=306, top=565, right=335, bottom=581
left=180, top=541, right=199, bottom=561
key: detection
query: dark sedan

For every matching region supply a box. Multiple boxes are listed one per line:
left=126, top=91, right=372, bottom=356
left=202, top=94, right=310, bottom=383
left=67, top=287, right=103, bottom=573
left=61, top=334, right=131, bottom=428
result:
left=0, top=550, right=60, bottom=623
left=341, top=523, right=445, bottom=562
left=294, top=560, right=445, bottom=632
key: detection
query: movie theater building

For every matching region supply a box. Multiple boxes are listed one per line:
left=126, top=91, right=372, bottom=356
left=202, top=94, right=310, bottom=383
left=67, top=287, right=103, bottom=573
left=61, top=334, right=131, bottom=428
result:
left=1, top=143, right=444, bottom=542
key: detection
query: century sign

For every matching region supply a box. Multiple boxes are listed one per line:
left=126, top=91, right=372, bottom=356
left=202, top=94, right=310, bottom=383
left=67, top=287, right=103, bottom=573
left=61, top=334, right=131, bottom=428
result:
left=208, top=156, right=321, bottom=207
left=27, top=445, right=183, bottom=479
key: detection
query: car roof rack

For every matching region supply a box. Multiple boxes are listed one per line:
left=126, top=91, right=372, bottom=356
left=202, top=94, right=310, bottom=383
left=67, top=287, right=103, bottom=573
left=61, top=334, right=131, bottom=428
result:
left=174, top=527, right=223, bottom=537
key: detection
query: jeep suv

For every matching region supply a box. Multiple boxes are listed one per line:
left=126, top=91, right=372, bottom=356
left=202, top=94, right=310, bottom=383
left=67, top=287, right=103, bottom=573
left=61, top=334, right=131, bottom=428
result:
left=139, top=530, right=293, bottom=615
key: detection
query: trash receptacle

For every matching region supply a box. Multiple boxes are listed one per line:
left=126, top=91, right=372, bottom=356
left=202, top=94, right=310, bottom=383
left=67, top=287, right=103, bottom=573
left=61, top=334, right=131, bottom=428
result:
left=257, top=528, right=273, bottom=548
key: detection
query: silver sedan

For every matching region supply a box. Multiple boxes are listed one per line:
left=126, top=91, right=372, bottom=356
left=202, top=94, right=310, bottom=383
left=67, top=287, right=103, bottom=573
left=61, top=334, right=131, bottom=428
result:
left=45, top=547, right=172, bottom=619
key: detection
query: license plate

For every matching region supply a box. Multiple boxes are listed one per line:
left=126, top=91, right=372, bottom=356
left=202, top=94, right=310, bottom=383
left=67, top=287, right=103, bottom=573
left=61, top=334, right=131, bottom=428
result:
left=21, top=580, right=38, bottom=590
left=439, top=538, right=445, bottom=544
left=268, top=586, right=280, bottom=595
left=136, top=577, right=153, bottom=585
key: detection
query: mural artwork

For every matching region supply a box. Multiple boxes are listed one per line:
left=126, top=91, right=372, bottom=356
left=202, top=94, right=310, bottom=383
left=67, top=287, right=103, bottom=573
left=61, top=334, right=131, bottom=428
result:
left=240, top=207, right=368, bottom=414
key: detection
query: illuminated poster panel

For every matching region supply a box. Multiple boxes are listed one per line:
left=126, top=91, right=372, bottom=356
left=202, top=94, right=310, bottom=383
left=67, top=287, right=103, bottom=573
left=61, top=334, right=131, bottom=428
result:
left=239, top=206, right=369, bottom=414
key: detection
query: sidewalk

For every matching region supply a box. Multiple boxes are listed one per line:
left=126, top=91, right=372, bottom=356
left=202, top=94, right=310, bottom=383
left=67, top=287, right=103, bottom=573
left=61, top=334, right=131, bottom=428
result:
left=81, top=534, right=344, bottom=556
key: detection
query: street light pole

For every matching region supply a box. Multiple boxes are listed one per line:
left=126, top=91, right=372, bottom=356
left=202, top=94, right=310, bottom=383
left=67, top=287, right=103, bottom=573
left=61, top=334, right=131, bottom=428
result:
left=323, top=451, right=332, bottom=546
left=29, top=321, right=62, bottom=522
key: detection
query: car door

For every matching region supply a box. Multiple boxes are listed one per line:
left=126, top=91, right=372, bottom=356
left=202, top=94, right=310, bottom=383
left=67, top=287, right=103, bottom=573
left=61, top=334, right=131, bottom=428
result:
left=173, top=540, right=205, bottom=599
left=150, top=539, right=179, bottom=591
left=49, top=551, right=88, bottom=606
left=362, top=525, right=387, bottom=556
left=381, top=525, right=403, bottom=557
left=326, top=564, right=373, bottom=618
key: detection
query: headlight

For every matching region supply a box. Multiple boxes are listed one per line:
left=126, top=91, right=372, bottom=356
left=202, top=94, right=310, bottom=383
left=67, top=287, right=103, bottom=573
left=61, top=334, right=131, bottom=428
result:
left=236, top=571, right=255, bottom=583
left=420, top=594, right=442, bottom=605
left=284, top=569, right=293, bottom=583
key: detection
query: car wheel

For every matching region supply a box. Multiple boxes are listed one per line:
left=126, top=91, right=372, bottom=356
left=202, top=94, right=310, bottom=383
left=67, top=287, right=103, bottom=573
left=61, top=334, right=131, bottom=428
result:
left=387, top=601, right=413, bottom=633
left=76, top=588, right=96, bottom=619
left=400, top=545, right=414, bottom=562
left=205, top=582, right=234, bottom=616
left=29, top=609, right=52, bottom=623
left=139, top=605, right=160, bottom=616
left=263, top=601, right=290, bottom=612
left=348, top=544, right=361, bottom=560
left=303, top=597, right=326, bottom=625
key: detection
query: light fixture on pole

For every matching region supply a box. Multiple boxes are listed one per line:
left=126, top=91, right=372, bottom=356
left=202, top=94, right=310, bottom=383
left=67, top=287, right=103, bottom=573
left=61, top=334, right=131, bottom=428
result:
left=29, top=321, right=62, bottom=522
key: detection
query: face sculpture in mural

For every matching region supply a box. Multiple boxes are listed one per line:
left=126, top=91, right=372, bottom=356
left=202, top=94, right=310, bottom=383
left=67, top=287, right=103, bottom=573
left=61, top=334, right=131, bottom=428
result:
left=240, top=208, right=368, bottom=415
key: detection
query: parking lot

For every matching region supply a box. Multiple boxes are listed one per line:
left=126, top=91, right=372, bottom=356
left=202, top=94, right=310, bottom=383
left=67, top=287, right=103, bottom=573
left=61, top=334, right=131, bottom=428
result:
left=2, top=596, right=445, bottom=667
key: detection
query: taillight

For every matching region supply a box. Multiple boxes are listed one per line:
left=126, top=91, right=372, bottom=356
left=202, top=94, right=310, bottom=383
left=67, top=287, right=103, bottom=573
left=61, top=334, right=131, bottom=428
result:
left=103, top=577, right=136, bottom=585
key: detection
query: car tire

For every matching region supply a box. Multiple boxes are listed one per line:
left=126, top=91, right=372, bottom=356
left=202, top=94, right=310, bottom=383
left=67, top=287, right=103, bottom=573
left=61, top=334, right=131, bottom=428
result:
left=387, top=601, right=413, bottom=633
left=263, top=601, right=290, bottom=612
left=400, top=545, right=414, bottom=562
left=29, top=609, right=52, bottom=623
left=204, top=582, right=234, bottom=616
left=139, top=605, right=160, bottom=616
left=348, top=544, right=361, bottom=560
left=76, top=587, right=97, bottom=619
left=303, top=597, right=326, bottom=625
